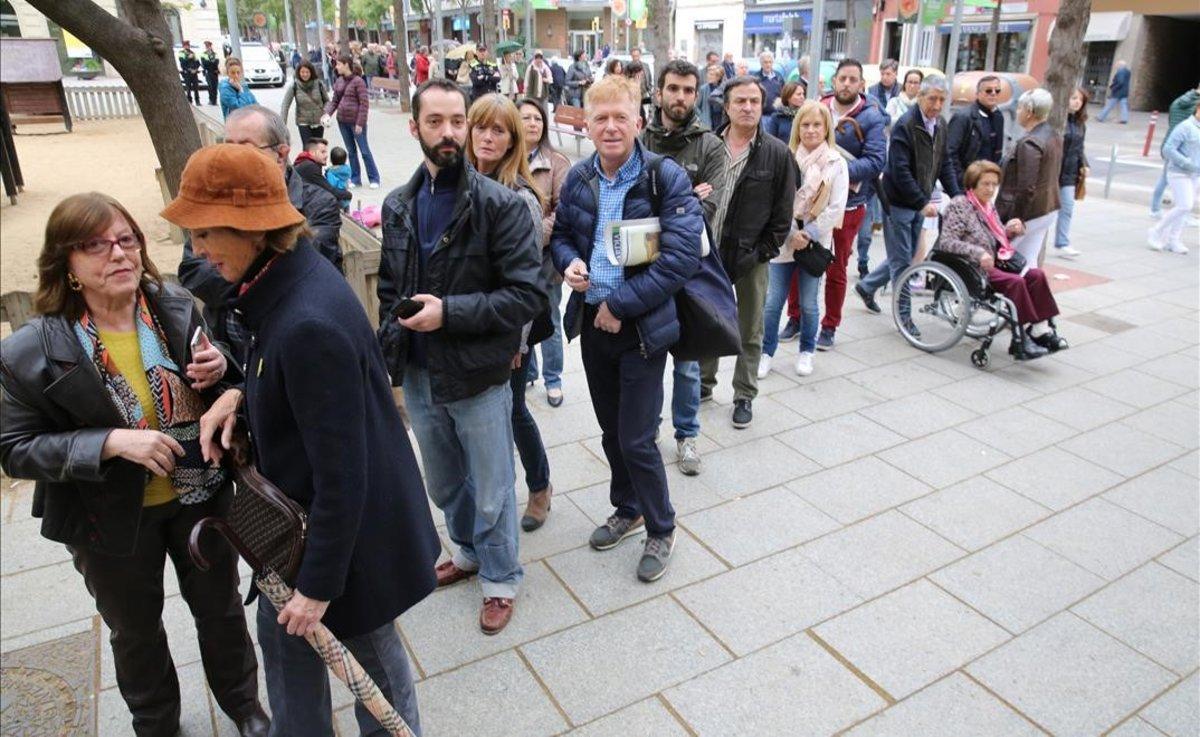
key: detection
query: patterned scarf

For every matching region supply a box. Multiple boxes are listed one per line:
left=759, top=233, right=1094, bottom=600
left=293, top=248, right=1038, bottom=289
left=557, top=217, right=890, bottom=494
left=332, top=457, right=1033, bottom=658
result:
left=966, top=190, right=1016, bottom=260
left=793, top=142, right=838, bottom=223
left=74, top=291, right=226, bottom=505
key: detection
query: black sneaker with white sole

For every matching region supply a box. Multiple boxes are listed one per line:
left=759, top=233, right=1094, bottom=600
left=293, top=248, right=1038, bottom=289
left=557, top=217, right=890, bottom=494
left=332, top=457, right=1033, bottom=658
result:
left=732, top=399, right=753, bottom=428
left=589, top=514, right=645, bottom=550
left=637, top=531, right=676, bottom=582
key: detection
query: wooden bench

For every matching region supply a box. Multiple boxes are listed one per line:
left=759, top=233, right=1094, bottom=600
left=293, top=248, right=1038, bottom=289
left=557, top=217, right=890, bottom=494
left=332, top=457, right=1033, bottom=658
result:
left=369, top=76, right=404, bottom=104
left=550, top=105, right=588, bottom=156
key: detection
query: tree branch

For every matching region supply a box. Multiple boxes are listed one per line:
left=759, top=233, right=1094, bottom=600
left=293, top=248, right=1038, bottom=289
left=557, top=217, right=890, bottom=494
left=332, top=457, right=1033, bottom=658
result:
left=26, top=0, right=145, bottom=63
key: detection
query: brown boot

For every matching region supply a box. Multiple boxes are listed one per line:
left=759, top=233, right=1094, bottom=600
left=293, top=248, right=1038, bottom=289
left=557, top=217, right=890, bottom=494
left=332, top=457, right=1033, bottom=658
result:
left=480, top=597, right=515, bottom=635
left=521, top=484, right=552, bottom=532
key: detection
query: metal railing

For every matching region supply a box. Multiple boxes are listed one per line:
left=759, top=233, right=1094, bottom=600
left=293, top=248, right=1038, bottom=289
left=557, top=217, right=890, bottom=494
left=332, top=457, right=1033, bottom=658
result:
left=63, top=83, right=140, bottom=121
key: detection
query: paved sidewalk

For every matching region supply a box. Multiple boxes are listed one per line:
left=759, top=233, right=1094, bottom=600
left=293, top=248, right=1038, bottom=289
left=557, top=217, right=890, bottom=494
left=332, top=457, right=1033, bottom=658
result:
left=2, top=184, right=1197, bottom=735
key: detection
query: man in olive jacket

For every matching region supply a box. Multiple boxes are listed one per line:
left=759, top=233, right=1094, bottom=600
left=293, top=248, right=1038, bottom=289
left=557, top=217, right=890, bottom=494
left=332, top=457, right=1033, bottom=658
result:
left=376, top=79, right=544, bottom=635
left=640, top=58, right=727, bottom=477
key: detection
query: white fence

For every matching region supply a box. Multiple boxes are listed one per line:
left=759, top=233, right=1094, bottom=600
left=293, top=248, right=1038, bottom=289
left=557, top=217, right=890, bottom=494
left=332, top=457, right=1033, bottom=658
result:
left=64, top=83, right=140, bottom=121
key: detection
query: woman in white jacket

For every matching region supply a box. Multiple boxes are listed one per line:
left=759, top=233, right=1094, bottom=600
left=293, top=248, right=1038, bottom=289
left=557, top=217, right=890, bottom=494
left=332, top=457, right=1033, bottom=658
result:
left=760, top=100, right=850, bottom=377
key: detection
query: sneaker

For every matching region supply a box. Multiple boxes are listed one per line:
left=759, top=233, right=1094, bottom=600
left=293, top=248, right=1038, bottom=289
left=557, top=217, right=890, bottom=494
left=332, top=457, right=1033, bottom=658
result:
left=677, top=438, right=701, bottom=476
left=349, top=182, right=359, bottom=189
left=778, top=318, right=800, bottom=342
left=636, top=531, right=676, bottom=582
left=699, top=387, right=713, bottom=403
left=858, top=265, right=869, bottom=280
left=1166, top=242, right=1190, bottom=255
left=1148, top=229, right=1165, bottom=251
left=757, top=353, right=772, bottom=380
left=816, top=328, right=835, bottom=351
left=589, top=514, right=644, bottom=551
left=731, top=399, right=753, bottom=429
left=369, top=182, right=380, bottom=189
left=794, top=351, right=814, bottom=376
left=1056, top=246, right=1082, bottom=259
left=546, top=387, right=564, bottom=407
left=1150, top=210, right=1163, bottom=220
left=854, top=283, right=882, bottom=314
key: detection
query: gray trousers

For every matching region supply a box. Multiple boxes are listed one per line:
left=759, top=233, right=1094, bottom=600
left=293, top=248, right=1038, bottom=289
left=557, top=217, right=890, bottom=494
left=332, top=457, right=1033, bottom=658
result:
left=257, top=597, right=421, bottom=736
left=700, top=261, right=769, bottom=402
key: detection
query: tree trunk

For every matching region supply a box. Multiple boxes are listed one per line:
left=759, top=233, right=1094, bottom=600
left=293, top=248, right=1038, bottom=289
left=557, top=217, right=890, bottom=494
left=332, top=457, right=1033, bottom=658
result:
left=984, top=0, right=1001, bottom=70
left=28, top=0, right=201, bottom=197
left=293, top=2, right=309, bottom=55
left=845, top=0, right=856, bottom=58
left=481, top=0, right=497, bottom=50
left=1044, top=0, right=1090, bottom=133
left=646, top=0, right=671, bottom=71
left=392, top=0, right=413, bottom=111
left=338, top=0, right=351, bottom=52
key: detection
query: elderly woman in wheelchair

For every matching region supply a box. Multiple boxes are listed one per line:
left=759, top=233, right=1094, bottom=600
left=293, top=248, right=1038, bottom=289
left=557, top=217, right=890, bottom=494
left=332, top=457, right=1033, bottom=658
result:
left=890, top=159, right=1068, bottom=367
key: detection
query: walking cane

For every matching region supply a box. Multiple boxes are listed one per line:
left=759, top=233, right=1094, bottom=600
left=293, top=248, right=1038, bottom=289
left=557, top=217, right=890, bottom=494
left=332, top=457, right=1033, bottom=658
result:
left=189, top=518, right=415, bottom=737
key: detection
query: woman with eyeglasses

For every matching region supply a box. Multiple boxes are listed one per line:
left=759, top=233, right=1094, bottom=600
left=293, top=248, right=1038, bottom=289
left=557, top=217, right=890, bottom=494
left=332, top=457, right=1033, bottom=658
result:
left=0, top=192, right=268, bottom=737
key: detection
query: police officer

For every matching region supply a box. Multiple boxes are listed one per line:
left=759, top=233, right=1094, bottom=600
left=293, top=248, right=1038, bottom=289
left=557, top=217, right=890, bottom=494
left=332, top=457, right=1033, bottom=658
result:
left=178, top=40, right=201, bottom=105
left=201, top=40, right=221, bottom=107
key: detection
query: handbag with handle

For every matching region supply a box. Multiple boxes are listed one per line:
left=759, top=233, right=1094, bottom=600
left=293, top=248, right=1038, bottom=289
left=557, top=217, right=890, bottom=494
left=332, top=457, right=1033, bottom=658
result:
left=188, top=432, right=306, bottom=587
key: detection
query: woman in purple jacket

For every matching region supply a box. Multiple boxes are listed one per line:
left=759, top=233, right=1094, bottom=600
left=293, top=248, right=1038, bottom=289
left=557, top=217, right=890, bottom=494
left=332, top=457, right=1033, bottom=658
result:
left=325, top=54, right=381, bottom=188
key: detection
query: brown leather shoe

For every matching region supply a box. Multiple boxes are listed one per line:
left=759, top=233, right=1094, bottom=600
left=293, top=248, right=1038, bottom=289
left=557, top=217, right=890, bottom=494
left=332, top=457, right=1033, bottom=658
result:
left=521, top=484, right=553, bottom=532
left=435, top=560, right=476, bottom=588
left=480, top=597, right=514, bottom=635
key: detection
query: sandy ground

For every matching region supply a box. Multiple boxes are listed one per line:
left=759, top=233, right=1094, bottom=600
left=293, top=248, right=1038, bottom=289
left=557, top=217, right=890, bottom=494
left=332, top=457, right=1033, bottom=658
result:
left=0, top=119, right=180, bottom=295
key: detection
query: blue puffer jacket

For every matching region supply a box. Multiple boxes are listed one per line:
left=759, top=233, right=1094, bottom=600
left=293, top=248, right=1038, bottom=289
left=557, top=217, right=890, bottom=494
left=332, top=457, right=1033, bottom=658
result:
left=822, top=93, right=888, bottom=209
left=551, top=141, right=703, bottom=357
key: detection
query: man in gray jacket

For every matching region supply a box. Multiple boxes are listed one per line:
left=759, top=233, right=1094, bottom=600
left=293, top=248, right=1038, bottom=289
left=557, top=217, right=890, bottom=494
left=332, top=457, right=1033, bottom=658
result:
left=640, top=59, right=728, bottom=477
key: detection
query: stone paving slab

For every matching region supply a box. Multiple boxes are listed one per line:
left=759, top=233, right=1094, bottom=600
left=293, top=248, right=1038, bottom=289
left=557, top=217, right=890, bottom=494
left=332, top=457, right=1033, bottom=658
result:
left=842, top=672, right=1042, bottom=737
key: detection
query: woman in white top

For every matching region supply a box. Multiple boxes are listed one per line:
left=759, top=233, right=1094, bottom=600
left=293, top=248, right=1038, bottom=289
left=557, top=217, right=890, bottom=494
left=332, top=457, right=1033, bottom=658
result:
left=760, top=100, right=850, bottom=377
left=885, top=69, right=923, bottom=129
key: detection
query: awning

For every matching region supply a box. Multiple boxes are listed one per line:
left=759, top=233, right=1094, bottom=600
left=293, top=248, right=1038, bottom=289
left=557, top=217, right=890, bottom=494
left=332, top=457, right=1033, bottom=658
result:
left=1084, top=12, right=1132, bottom=42
left=937, top=20, right=1031, bottom=34
left=744, top=8, right=811, bottom=34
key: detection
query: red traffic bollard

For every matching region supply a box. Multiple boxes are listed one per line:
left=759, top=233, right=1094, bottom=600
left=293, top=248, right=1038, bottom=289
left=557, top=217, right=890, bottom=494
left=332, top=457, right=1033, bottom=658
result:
left=1143, top=110, right=1158, bottom=157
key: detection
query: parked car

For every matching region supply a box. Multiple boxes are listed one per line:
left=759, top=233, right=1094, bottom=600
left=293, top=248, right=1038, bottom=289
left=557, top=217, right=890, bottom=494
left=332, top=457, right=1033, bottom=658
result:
left=238, top=43, right=287, bottom=87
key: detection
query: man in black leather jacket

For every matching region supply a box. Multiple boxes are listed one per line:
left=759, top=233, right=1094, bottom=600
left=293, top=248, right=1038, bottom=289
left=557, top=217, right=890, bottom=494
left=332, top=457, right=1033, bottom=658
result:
left=945, top=75, right=1006, bottom=192
left=178, top=105, right=342, bottom=358
left=376, top=79, right=544, bottom=635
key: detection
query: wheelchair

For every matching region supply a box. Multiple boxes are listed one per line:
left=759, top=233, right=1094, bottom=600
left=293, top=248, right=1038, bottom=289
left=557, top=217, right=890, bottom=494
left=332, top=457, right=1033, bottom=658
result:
left=889, top=251, right=1029, bottom=369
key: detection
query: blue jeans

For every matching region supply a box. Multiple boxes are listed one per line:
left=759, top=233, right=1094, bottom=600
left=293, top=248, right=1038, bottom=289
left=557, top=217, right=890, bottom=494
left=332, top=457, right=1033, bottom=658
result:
left=511, top=352, right=550, bottom=493
left=671, top=359, right=700, bottom=440
left=1151, top=160, right=1170, bottom=214
left=763, top=261, right=821, bottom=355
left=1097, top=96, right=1129, bottom=123
left=403, top=366, right=522, bottom=599
left=526, top=281, right=564, bottom=389
left=258, top=597, right=421, bottom=737
left=861, top=204, right=923, bottom=295
left=1055, top=185, right=1076, bottom=249
left=337, top=121, right=381, bottom=185
left=856, top=195, right=881, bottom=273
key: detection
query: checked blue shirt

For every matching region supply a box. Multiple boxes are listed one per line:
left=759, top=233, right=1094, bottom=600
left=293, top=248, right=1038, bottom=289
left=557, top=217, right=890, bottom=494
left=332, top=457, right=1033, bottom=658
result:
left=586, top=147, right=643, bottom=306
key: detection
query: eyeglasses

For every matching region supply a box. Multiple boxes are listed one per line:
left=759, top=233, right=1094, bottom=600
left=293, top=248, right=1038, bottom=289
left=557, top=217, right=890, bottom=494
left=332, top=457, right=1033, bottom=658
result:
left=73, top=233, right=141, bottom=256
left=981, top=88, right=1002, bottom=95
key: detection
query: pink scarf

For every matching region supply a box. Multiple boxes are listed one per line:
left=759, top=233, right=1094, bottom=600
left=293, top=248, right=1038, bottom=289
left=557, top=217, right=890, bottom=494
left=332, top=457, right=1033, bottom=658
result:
left=793, top=142, right=837, bottom=222
left=966, top=191, right=1015, bottom=260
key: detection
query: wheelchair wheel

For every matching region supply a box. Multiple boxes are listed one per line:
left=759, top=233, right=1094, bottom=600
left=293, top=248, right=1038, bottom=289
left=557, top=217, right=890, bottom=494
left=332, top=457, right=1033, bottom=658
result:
left=892, top=261, right=972, bottom=353
left=971, top=348, right=990, bottom=368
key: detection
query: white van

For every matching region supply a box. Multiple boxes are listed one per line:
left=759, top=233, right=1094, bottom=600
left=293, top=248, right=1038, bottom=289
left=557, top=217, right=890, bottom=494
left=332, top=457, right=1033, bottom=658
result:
left=238, top=43, right=285, bottom=87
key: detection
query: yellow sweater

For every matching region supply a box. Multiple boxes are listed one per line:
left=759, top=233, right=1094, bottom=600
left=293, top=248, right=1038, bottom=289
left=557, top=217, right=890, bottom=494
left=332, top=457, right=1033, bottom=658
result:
left=98, top=330, right=176, bottom=507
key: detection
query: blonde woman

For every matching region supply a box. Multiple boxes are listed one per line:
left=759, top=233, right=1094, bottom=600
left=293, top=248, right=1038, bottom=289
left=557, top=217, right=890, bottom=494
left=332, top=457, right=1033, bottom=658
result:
left=760, top=100, right=849, bottom=377
left=218, top=57, right=257, bottom=119
left=465, top=94, right=555, bottom=533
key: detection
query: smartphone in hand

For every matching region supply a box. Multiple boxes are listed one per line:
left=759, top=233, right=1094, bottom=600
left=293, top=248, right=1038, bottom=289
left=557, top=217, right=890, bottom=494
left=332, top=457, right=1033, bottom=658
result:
left=393, top=297, right=424, bottom=320
left=190, top=326, right=204, bottom=350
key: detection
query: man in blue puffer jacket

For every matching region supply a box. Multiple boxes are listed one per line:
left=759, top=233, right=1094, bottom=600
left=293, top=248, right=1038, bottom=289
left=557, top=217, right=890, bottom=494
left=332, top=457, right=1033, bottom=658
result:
left=552, top=74, right=702, bottom=584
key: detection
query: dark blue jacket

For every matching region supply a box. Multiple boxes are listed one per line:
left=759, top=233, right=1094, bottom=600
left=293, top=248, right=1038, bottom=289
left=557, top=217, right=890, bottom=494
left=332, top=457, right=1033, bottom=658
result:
left=551, top=141, right=702, bottom=357
left=763, top=106, right=796, bottom=145
left=755, top=70, right=786, bottom=112
left=881, top=105, right=963, bottom=212
left=868, top=81, right=901, bottom=124
left=1109, top=66, right=1131, bottom=98
left=824, top=94, right=888, bottom=209
left=230, top=242, right=440, bottom=638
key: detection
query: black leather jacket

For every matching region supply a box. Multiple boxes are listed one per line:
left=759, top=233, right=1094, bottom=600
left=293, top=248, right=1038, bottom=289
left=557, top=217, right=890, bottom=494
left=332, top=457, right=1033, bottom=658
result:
left=713, top=126, right=796, bottom=281
left=376, top=159, right=545, bottom=404
left=0, top=283, right=234, bottom=555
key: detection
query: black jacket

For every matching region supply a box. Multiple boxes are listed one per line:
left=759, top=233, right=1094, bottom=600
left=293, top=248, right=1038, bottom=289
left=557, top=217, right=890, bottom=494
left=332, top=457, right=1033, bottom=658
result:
left=201, top=50, right=221, bottom=78
left=294, top=155, right=353, bottom=203
left=946, top=101, right=1005, bottom=191
left=1059, top=114, right=1089, bottom=187
left=881, top=106, right=962, bottom=212
left=377, top=160, right=545, bottom=403
left=179, top=166, right=342, bottom=359
left=230, top=243, right=440, bottom=638
left=0, top=283, right=233, bottom=556
left=714, top=127, right=796, bottom=281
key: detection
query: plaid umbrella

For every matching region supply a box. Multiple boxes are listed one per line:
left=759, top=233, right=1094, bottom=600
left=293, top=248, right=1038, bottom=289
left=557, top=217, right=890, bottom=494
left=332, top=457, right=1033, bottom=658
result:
left=255, top=571, right=415, bottom=737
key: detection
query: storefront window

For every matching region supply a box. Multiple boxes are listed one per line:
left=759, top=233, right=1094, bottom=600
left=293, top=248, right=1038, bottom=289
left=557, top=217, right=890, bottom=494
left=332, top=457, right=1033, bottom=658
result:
left=0, top=0, right=20, bottom=38
left=951, top=31, right=1029, bottom=73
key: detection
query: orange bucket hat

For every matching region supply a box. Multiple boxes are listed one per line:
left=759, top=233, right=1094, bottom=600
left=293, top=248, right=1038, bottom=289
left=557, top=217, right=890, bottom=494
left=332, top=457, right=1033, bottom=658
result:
left=161, top=143, right=305, bottom=231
